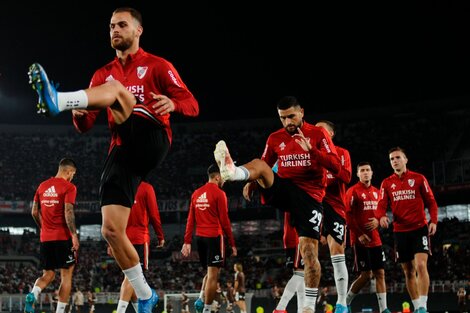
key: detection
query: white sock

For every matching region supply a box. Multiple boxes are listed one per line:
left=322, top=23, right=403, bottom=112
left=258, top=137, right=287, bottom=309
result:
left=122, top=264, right=152, bottom=300
left=304, top=287, right=318, bottom=311
left=203, top=304, right=211, bottom=313
left=276, top=275, right=297, bottom=310
left=56, top=301, right=68, bottom=313
left=233, top=166, right=250, bottom=181
left=331, top=254, right=348, bottom=305
left=419, top=295, right=428, bottom=310
left=295, top=273, right=305, bottom=313
left=346, top=291, right=357, bottom=305
left=376, top=292, right=387, bottom=312
left=131, top=301, right=138, bottom=313
left=32, top=285, right=42, bottom=300
left=412, top=298, right=420, bottom=311
left=199, top=290, right=204, bottom=299
left=57, top=90, right=88, bottom=111
left=116, top=300, right=129, bottom=313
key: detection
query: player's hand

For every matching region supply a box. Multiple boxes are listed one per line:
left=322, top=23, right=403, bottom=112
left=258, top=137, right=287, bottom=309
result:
left=157, top=239, right=165, bottom=248
left=320, top=235, right=327, bottom=246
left=365, top=217, right=379, bottom=231
left=293, top=128, right=313, bottom=152
left=71, top=234, right=80, bottom=252
left=243, top=182, right=255, bottom=201
left=72, top=109, right=88, bottom=118
left=428, top=222, right=437, bottom=236
left=150, top=93, right=175, bottom=115
left=231, top=247, right=238, bottom=257
left=379, top=216, right=390, bottom=228
left=181, top=243, right=191, bottom=257
left=106, top=245, right=114, bottom=257
left=358, top=234, right=371, bottom=245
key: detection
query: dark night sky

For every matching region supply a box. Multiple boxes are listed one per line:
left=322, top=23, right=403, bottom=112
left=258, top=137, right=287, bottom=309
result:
left=1, top=1, right=470, bottom=125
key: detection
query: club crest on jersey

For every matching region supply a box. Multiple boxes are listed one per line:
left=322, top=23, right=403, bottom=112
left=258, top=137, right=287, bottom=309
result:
left=408, top=179, right=415, bottom=187
left=373, top=191, right=378, bottom=199
left=137, top=66, right=148, bottom=79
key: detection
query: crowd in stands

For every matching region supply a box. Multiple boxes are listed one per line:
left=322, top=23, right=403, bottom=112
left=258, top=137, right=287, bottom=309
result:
left=1, top=106, right=469, bottom=203
left=0, top=218, right=468, bottom=297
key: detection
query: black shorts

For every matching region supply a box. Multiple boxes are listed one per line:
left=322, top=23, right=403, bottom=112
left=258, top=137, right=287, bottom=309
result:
left=261, top=174, right=323, bottom=239
left=321, top=201, right=347, bottom=245
left=134, top=243, right=149, bottom=271
left=353, top=245, right=386, bottom=272
left=100, top=115, right=170, bottom=207
left=40, top=239, right=76, bottom=270
left=394, top=226, right=431, bottom=263
left=285, top=247, right=304, bottom=270
left=196, top=235, right=225, bottom=268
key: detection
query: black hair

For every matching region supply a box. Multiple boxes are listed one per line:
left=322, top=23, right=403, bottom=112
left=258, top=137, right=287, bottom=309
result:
left=276, top=96, right=301, bottom=110
left=59, top=158, right=77, bottom=169
left=356, top=161, right=372, bottom=170
left=113, top=7, right=143, bottom=26
left=207, top=163, right=220, bottom=177
left=389, top=146, right=406, bottom=156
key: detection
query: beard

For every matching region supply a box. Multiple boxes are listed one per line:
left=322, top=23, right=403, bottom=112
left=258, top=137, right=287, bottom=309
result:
left=111, top=37, right=133, bottom=51
left=285, top=124, right=298, bottom=135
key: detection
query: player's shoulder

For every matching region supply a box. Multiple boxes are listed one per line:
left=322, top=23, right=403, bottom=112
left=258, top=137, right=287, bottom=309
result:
left=406, top=170, right=426, bottom=180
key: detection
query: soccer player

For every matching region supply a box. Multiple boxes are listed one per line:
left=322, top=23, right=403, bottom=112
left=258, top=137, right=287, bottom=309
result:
left=113, top=181, right=165, bottom=313
left=315, top=120, right=351, bottom=313
left=377, top=147, right=438, bottom=313
left=345, top=162, right=391, bottom=313
left=25, top=158, right=79, bottom=313
left=28, top=7, right=198, bottom=313
left=233, top=263, right=247, bottom=313
left=273, top=212, right=305, bottom=313
left=181, top=164, right=237, bottom=313
left=216, top=96, right=341, bottom=313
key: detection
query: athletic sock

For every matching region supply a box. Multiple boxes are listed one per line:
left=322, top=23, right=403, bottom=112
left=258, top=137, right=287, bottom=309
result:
left=304, top=287, right=318, bottom=312
left=376, top=292, right=387, bottom=312
left=122, top=263, right=152, bottom=300
left=56, top=301, right=68, bottom=313
left=346, top=291, right=357, bottom=305
left=131, top=301, right=138, bottom=313
left=116, top=300, right=129, bottom=313
left=234, top=166, right=250, bottom=181
left=57, top=90, right=88, bottom=111
left=32, top=285, right=42, bottom=300
left=332, top=254, right=348, bottom=305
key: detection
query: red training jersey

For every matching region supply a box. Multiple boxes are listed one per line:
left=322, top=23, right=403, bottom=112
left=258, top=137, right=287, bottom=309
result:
left=345, top=182, right=382, bottom=247
left=262, top=122, right=341, bottom=203
left=283, top=212, right=299, bottom=249
left=323, top=146, right=351, bottom=219
left=126, top=181, right=164, bottom=245
left=184, top=182, right=236, bottom=248
left=376, top=170, right=439, bottom=232
left=34, top=177, right=77, bottom=242
left=72, top=48, right=199, bottom=151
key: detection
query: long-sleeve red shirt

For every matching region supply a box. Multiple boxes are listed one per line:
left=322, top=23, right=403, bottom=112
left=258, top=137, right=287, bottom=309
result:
left=376, top=170, right=439, bottom=232
left=261, top=122, right=341, bottom=203
left=345, top=182, right=382, bottom=247
left=184, top=182, right=236, bottom=248
left=126, top=181, right=164, bottom=245
left=72, top=48, right=199, bottom=151
left=324, top=146, right=351, bottom=219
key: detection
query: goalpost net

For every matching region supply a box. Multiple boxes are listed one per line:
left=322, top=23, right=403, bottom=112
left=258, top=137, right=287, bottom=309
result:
left=164, top=292, right=254, bottom=313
